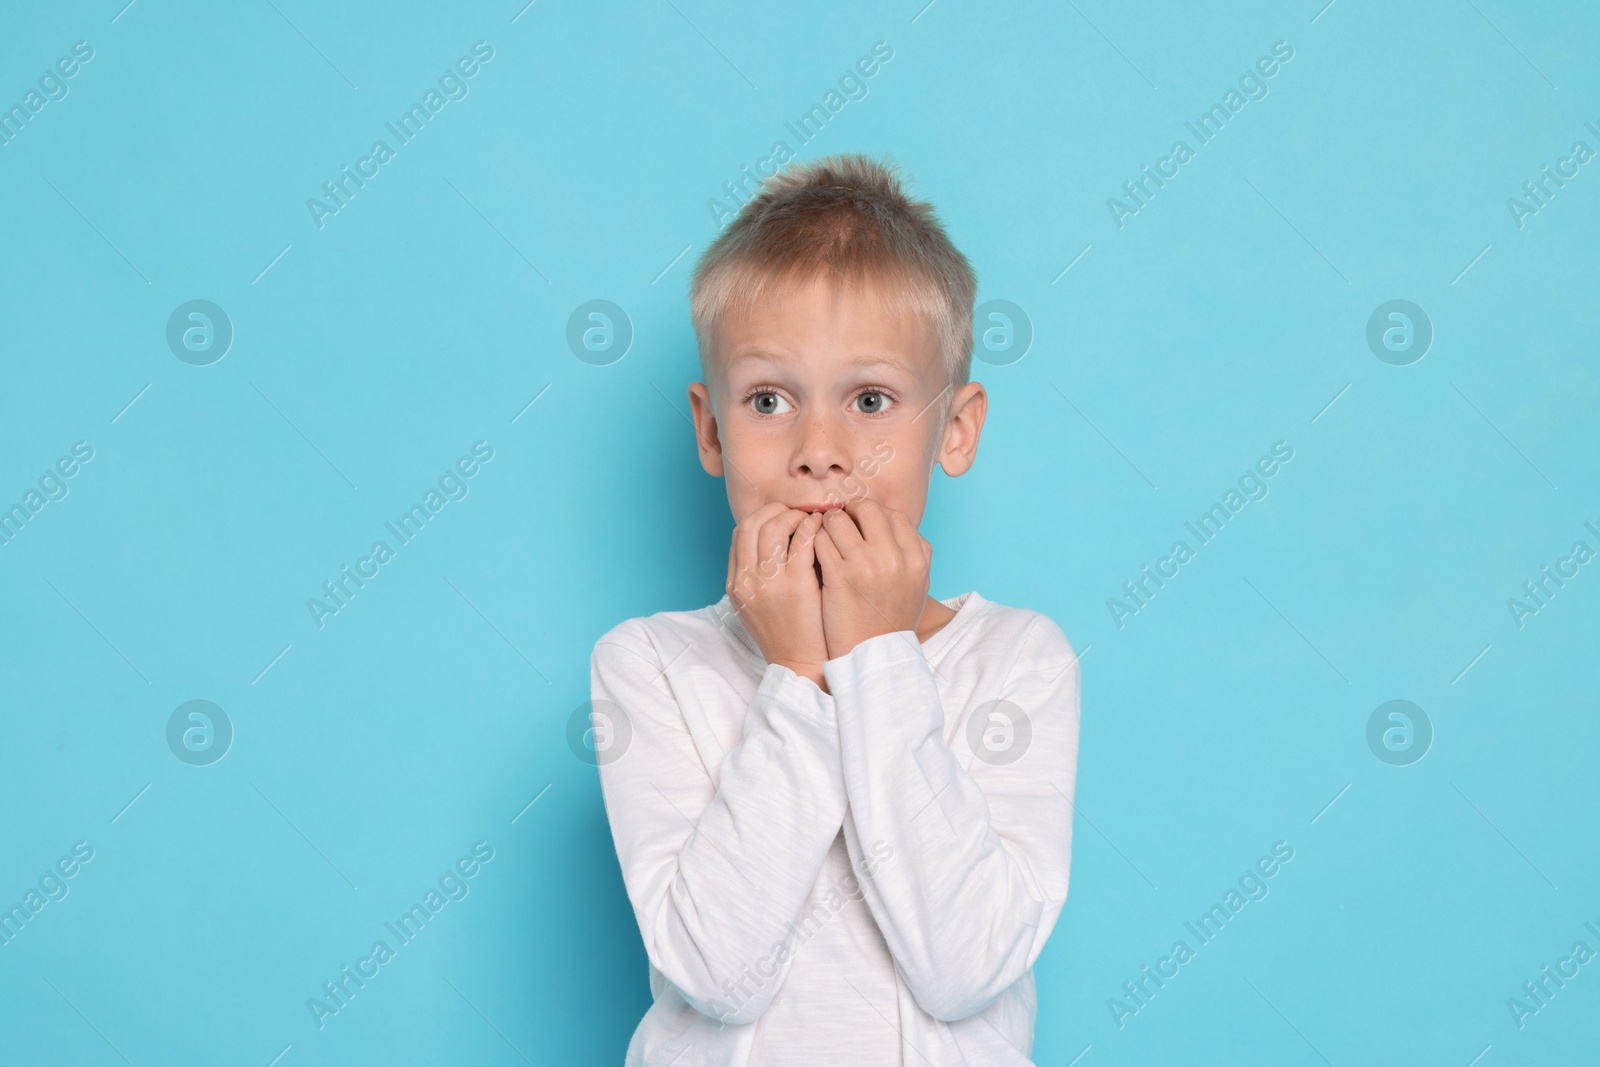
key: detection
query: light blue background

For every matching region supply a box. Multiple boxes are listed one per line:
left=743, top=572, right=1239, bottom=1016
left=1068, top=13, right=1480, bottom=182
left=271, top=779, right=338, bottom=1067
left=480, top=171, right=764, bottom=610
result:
left=2, top=1, right=1597, bottom=1064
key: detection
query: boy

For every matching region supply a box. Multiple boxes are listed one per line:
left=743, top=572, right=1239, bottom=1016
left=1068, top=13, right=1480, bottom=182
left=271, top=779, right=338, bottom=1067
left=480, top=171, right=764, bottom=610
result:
left=589, top=153, right=1081, bottom=1065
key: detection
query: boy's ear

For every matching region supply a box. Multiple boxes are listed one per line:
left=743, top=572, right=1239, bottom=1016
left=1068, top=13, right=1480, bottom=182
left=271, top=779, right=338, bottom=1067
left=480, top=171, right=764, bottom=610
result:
left=936, top=381, right=987, bottom=478
left=688, top=381, right=725, bottom=477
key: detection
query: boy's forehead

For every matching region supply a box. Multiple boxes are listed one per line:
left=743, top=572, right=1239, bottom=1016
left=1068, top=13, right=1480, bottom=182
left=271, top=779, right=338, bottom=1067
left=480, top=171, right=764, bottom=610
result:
left=714, top=279, right=937, bottom=367
left=726, top=347, right=919, bottom=373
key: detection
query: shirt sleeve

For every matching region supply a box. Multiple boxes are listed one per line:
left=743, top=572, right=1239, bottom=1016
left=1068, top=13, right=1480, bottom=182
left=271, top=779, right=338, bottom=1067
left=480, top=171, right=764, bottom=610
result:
left=591, top=620, right=850, bottom=1026
left=822, top=613, right=1081, bottom=1022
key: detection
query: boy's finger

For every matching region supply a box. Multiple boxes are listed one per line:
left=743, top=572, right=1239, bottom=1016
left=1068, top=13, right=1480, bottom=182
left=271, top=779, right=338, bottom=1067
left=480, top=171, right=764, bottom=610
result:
left=885, top=507, right=922, bottom=558
left=734, top=501, right=789, bottom=575
left=820, top=505, right=865, bottom=557
left=789, top=513, right=824, bottom=570
left=812, top=525, right=842, bottom=569
left=735, top=500, right=790, bottom=539
left=791, top=510, right=824, bottom=545
left=845, top=497, right=893, bottom=548
left=757, top=508, right=809, bottom=566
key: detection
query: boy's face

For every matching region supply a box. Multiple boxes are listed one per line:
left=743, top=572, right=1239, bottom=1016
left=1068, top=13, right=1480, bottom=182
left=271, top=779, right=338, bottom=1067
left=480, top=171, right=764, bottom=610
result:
left=688, top=273, right=986, bottom=527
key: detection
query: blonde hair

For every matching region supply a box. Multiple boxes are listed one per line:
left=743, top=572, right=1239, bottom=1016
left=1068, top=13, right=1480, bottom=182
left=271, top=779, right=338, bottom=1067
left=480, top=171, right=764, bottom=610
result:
left=689, top=153, right=977, bottom=414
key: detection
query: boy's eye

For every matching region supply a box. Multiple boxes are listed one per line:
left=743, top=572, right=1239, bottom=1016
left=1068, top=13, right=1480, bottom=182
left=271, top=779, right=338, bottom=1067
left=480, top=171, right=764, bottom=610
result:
left=748, top=391, right=792, bottom=415
left=744, top=389, right=896, bottom=416
left=854, top=390, right=894, bottom=415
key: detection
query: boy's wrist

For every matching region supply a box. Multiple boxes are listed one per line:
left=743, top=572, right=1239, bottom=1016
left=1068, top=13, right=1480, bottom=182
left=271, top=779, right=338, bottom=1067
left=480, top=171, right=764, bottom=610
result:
left=772, top=659, right=830, bottom=694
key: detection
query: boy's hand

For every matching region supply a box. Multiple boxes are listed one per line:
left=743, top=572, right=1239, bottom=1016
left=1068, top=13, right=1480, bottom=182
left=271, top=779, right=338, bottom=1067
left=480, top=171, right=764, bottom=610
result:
left=727, top=502, right=830, bottom=689
left=814, top=499, right=931, bottom=660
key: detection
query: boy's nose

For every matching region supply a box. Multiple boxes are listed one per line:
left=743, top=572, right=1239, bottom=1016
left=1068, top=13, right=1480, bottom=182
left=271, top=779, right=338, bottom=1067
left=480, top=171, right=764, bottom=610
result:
left=794, top=415, right=851, bottom=477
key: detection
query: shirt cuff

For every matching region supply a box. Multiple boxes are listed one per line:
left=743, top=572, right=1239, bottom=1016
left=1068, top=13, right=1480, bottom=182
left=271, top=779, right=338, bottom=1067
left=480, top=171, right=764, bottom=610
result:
left=823, top=630, right=940, bottom=727
left=759, top=659, right=835, bottom=727
left=824, top=628, right=921, bottom=671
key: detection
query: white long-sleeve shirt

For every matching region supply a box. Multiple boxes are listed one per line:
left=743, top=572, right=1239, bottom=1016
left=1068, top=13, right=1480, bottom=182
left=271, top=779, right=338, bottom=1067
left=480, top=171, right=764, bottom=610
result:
left=589, top=589, right=1082, bottom=1066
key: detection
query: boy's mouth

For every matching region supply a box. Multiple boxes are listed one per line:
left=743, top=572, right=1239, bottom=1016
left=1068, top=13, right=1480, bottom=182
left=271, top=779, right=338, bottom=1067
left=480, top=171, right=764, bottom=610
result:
left=794, top=502, right=847, bottom=513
